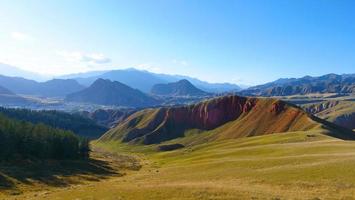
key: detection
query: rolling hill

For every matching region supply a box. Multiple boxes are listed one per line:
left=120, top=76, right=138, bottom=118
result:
left=241, top=73, right=355, bottom=96
left=151, top=79, right=209, bottom=96
left=66, top=78, right=159, bottom=107
left=99, top=95, right=354, bottom=145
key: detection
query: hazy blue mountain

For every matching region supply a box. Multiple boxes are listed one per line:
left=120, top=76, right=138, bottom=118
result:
left=0, top=85, right=31, bottom=105
left=240, top=73, right=355, bottom=96
left=0, top=63, right=49, bottom=81
left=63, top=68, right=241, bottom=93
left=0, top=75, right=85, bottom=97
left=38, top=79, right=86, bottom=97
left=58, top=70, right=109, bottom=79
left=151, top=79, right=209, bottom=96
left=0, top=85, right=14, bottom=95
left=155, top=73, right=241, bottom=93
left=66, top=78, right=159, bottom=107
left=0, top=75, right=39, bottom=94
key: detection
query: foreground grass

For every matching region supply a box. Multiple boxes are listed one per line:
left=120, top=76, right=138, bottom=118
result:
left=6, top=130, right=355, bottom=199
left=0, top=149, right=141, bottom=199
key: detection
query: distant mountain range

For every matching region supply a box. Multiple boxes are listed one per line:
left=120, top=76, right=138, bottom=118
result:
left=2, top=63, right=354, bottom=97
left=240, top=74, right=355, bottom=96
left=66, top=78, right=159, bottom=107
left=59, top=68, right=241, bottom=93
left=0, top=75, right=85, bottom=97
left=151, top=79, right=209, bottom=96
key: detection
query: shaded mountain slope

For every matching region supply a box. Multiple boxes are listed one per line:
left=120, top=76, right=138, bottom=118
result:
left=151, top=79, right=209, bottom=96
left=241, top=73, right=355, bottom=96
left=303, top=100, right=355, bottom=130
left=66, top=79, right=159, bottom=107
left=78, top=108, right=136, bottom=128
left=99, top=95, right=352, bottom=145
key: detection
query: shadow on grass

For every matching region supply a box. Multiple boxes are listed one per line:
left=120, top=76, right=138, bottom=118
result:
left=0, top=157, right=119, bottom=191
left=309, top=114, right=355, bottom=140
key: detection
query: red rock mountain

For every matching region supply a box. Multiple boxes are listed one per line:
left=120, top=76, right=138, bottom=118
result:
left=99, top=95, right=355, bottom=145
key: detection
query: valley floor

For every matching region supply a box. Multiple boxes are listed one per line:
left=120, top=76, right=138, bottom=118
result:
left=3, top=131, right=355, bottom=199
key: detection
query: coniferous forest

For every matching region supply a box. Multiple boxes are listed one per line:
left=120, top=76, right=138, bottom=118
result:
left=0, top=113, right=90, bottom=160
left=0, top=107, right=107, bottom=138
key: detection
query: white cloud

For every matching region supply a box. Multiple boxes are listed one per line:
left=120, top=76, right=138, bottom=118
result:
left=137, top=63, right=161, bottom=72
left=57, top=51, right=111, bottom=64
left=10, top=32, right=31, bottom=41
left=172, top=59, right=188, bottom=66
left=81, top=53, right=111, bottom=64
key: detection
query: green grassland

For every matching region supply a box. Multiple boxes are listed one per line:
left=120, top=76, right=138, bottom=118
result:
left=6, top=129, right=355, bottom=200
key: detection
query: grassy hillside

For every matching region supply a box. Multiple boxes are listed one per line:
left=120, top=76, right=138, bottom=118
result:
left=0, top=148, right=140, bottom=197
left=2, top=95, right=355, bottom=199
left=9, top=130, right=355, bottom=199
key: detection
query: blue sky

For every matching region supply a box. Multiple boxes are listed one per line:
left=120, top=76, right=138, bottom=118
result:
left=0, top=0, right=354, bottom=85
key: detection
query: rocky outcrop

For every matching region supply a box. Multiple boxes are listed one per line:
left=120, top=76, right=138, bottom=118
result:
left=270, top=101, right=286, bottom=114
left=303, top=101, right=340, bottom=114
left=163, top=96, right=257, bottom=130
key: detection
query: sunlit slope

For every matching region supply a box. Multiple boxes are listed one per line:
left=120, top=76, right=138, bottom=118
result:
left=99, top=95, right=354, bottom=145
left=29, top=131, right=355, bottom=200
